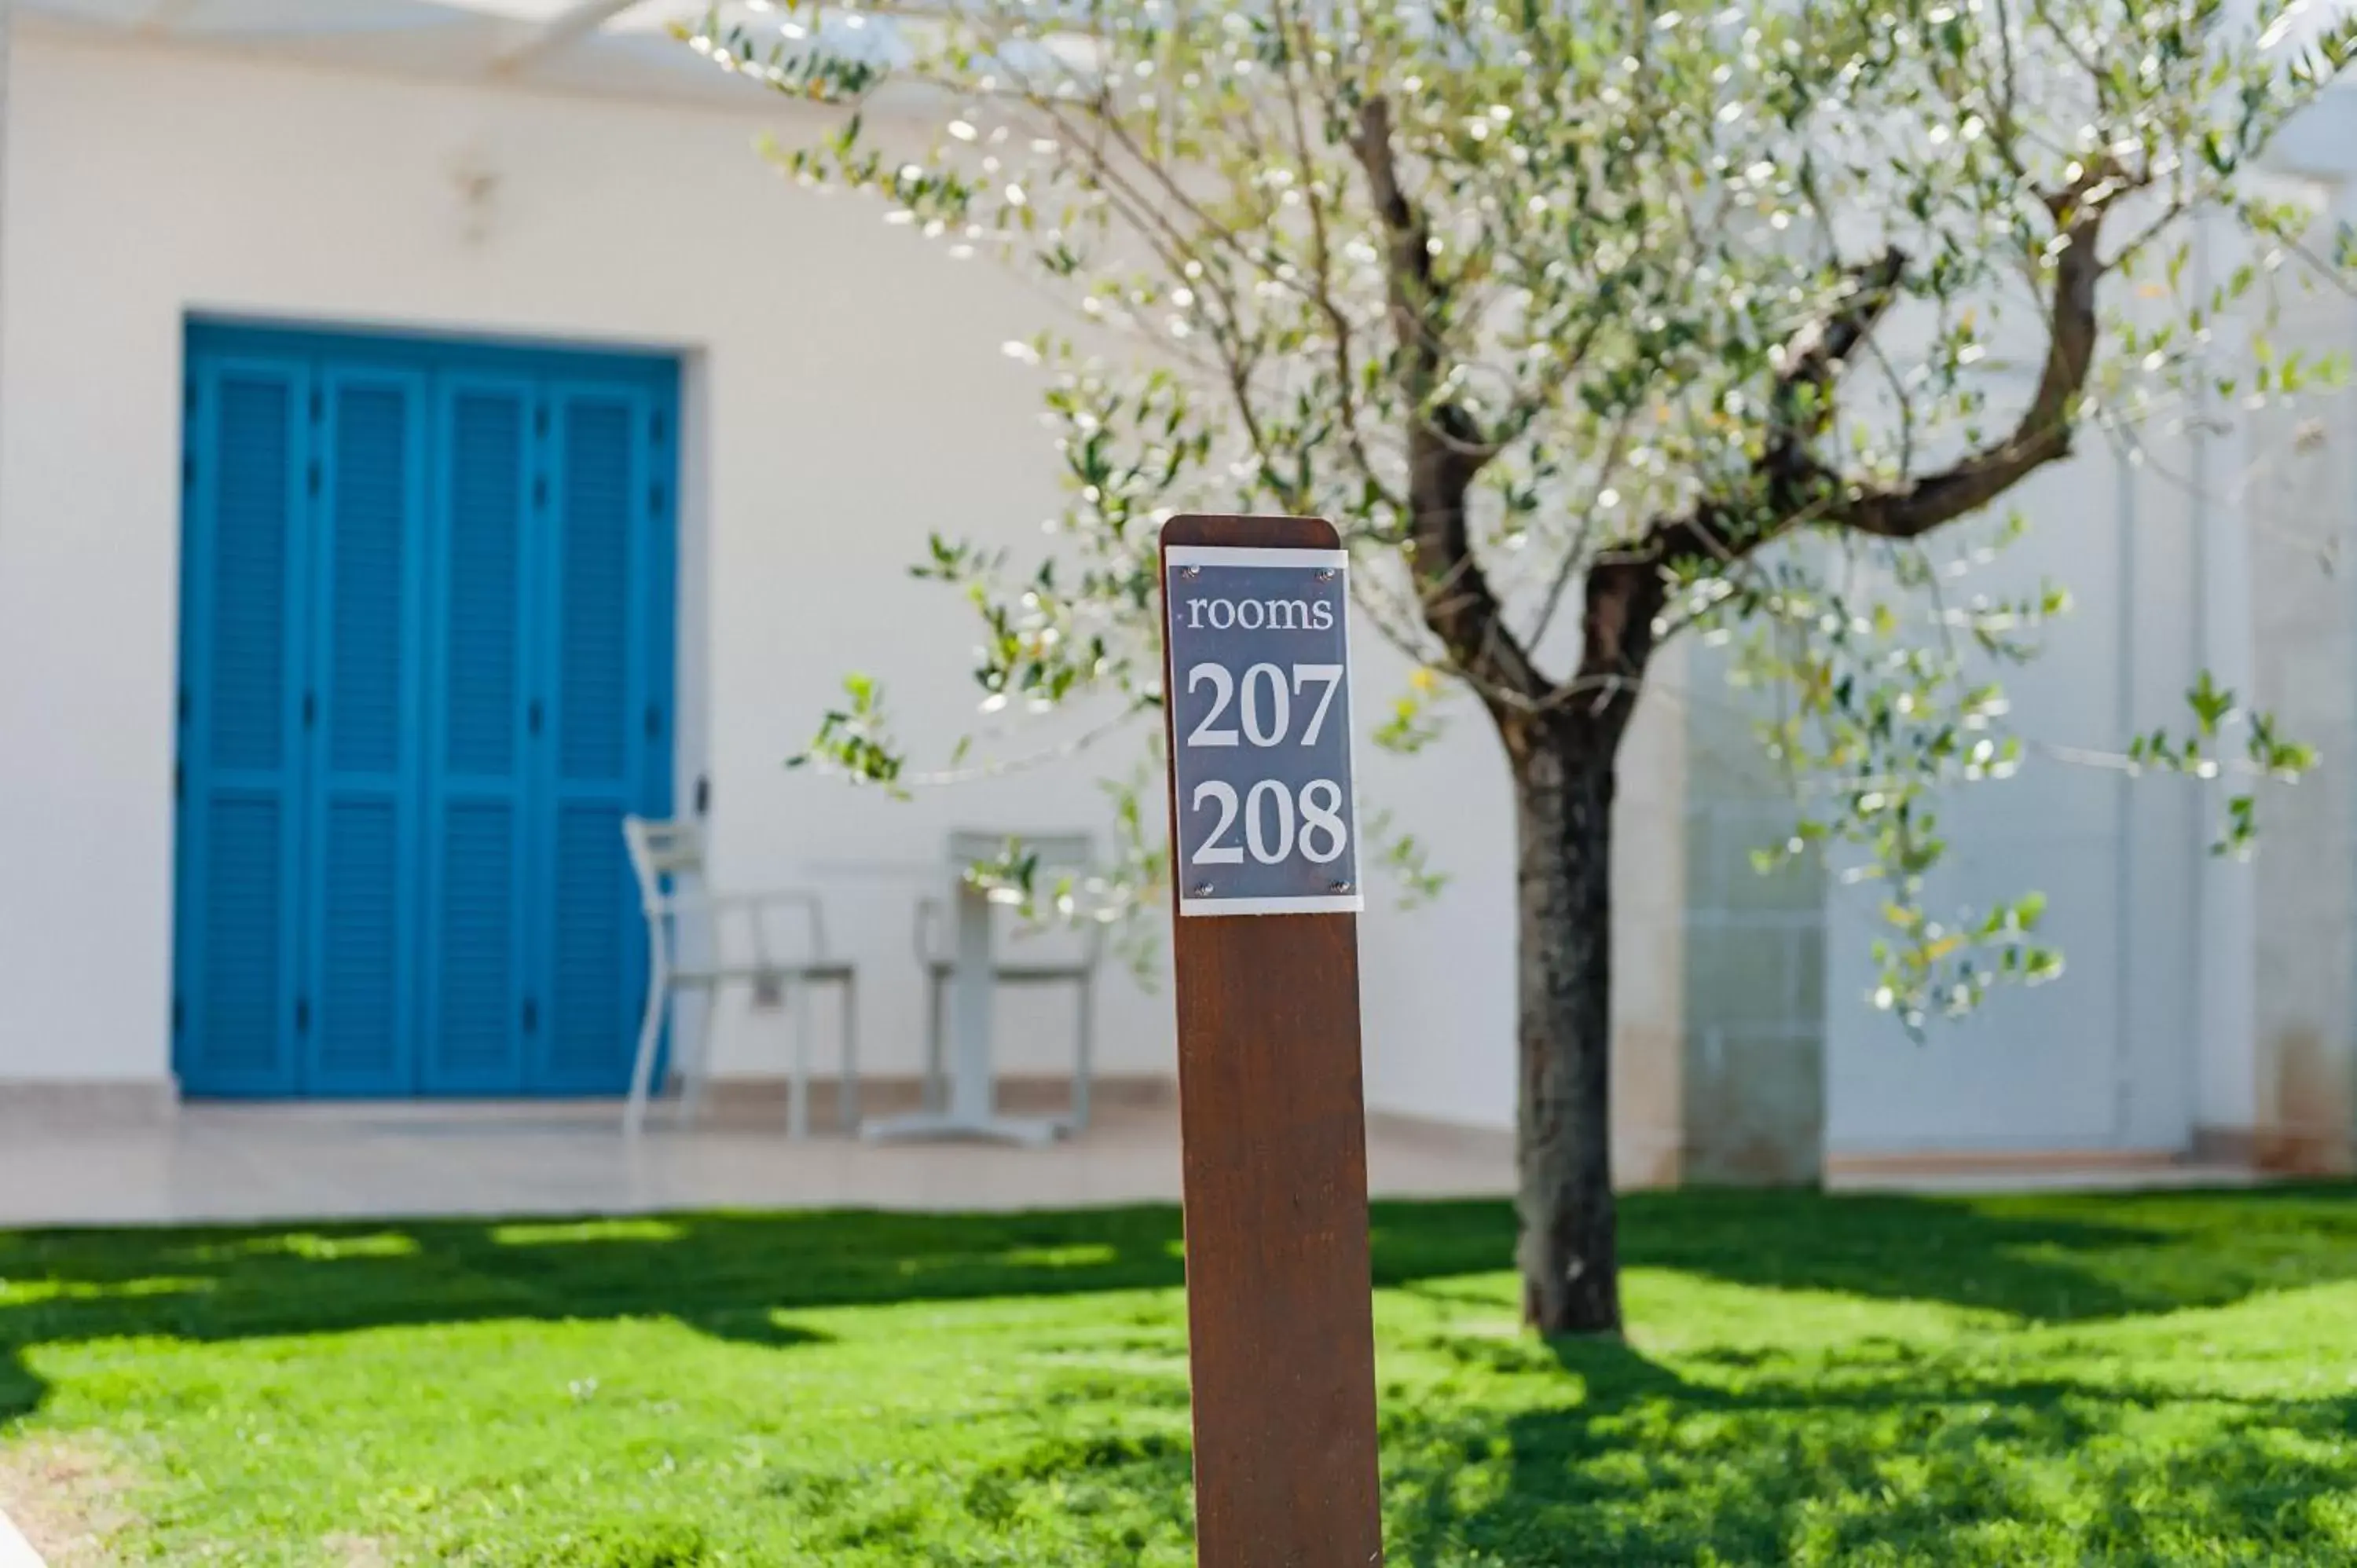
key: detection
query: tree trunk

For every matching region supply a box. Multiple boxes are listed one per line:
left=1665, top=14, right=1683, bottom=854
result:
left=1512, top=726, right=1622, bottom=1337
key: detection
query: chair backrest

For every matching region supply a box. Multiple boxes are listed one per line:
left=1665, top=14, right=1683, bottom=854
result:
left=623, top=815, right=705, bottom=913
left=944, top=829, right=1106, bottom=965
left=948, top=829, right=1093, bottom=872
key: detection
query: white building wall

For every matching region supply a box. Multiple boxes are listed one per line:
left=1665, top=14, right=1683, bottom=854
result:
left=16, top=24, right=2322, bottom=1165
left=1820, top=446, right=2213, bottom=1156
left=1347, top=630, right=1688, bottom=1181
left=0, top=28, right=1620, bottom=1131
left=2244, top=105, right=2357, bottom=1173
left=1818, top=168, right=2357, bottom=1160
left=0, top=31, right=1178, bottom=1091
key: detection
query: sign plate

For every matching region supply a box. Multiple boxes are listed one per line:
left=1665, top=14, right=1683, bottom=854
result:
left=1164, top=544, right=1362, bottom=918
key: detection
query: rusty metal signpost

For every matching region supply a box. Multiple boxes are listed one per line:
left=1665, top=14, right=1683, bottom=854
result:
left=1158, top=514, right=1385, bottom=1566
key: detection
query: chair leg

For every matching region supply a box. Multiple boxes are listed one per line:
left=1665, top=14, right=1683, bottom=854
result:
left=680, top=987, right=717, bottom=1127
left=789, top=974, right=814, bottom=1141
left=925, top=972, right=947, bottom=1114
left=839, top=974, right=861, bottom=1134
left=625, top=976, right=669, bottom=1140
left=1071, top=975, right=1095, bottom=1135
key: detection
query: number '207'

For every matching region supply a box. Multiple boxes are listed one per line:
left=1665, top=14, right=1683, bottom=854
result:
left=1183, top=661, right=1348, bottom=867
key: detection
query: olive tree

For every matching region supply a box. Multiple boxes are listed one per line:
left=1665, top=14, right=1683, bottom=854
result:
left=695, top=0, right=2356, bottom=1334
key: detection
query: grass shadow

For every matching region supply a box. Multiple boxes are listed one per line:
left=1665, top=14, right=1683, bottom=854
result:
left=5, top=1188, right=2357, bottom=1563
left=1381, top=1332, right=2357, bottom=1564
left=1618, top=1183, right=2357, bottom=1321
left=0, top=1200, right=1502, bottom=1428
left=4, top=1185, right=2355, bottom=1433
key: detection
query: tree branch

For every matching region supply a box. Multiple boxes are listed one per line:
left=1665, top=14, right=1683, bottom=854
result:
left=1347, top=94, right=1545, bottom=713
left=1769, top=247, right=1912, bottom=474
left=1272, top=0, right=1399, bottom=515
left=1841, top=173, right=2111, bottom=538
left=1562, top=158, right=2118, bottom=746
left=1625, top=247, right=1912, bottom=579
left=1563, top=247, right=1912, bottom=736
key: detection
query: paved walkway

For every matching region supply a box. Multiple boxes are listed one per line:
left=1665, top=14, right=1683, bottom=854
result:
left=0, top=1097, right=2271, bottom=1229
left=0, top=1100, right=1516, bottom=1228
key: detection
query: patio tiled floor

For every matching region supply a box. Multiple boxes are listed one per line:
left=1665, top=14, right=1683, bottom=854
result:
left=0, top=1099, right=1516, bottom=1228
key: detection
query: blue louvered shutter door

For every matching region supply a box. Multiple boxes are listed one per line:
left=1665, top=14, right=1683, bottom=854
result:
left=531, top=383, right=660, bottom=1093
left=420, top=376, right=537, bottom=1093
left=302, top=365, right=427, bottom=1095
left=175, top=356, right=312, bottom=1096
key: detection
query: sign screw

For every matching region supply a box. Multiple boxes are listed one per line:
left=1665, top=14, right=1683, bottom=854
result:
left=1315, top=569, right=1336, bottom=581
left=1193, top=882, right=1215, bottom=896
left=1182, top=566, right=1201, bottom=578
left=1331, top=881, right=1354, bottom=894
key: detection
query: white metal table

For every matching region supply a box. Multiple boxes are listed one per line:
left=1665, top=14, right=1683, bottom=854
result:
left=797, top=838, right=1082, bottom=1146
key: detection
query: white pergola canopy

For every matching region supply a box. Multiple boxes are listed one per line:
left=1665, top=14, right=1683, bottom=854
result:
left=14, top=0, right=866, bottom=104
left=39, top=2, right=2349, bottom=125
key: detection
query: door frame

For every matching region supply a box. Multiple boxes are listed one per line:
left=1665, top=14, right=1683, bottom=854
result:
left=174, top=317, right=681, bottom=1098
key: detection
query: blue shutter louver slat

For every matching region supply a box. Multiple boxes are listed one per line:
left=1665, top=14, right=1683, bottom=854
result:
left=436, top=802, right=522, bottom=1073
left=328, top=387, right=409, bottom=775
left=176, top=362, right=308, bottom=1094
left=317, top=801, right=401, bottom=1074
left=445, top=393, right=525, bottom=775
left=550, top=804, right=629, bottom=1075
left=207, top=378, right=295, bottom=772
left=537, top=392, right=650, bottom=1089
left=424, top=379, right=536, bottom=1092
left=306, top=371, right=424, bottom=1094
left=199, top=796, right=290, bottom=1072
left=558, top=399, right=633, bottom=783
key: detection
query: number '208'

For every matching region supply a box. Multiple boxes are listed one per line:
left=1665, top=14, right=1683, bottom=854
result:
left=1183, top=661, right=1348, bottom=867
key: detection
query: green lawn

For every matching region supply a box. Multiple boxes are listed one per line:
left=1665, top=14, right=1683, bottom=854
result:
left=2, top=1187, right=2355, bottom=1565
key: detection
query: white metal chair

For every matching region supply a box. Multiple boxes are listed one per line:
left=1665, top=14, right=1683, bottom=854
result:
left=622, top=815, right=857, bottom=1141
left=915, top=830, right=1106, bottom=1134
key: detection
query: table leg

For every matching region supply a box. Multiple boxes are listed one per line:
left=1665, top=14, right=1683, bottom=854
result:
left=861, top=878, right=1065, bottom=1145
left=948, top=879, right=995, bottom=1123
